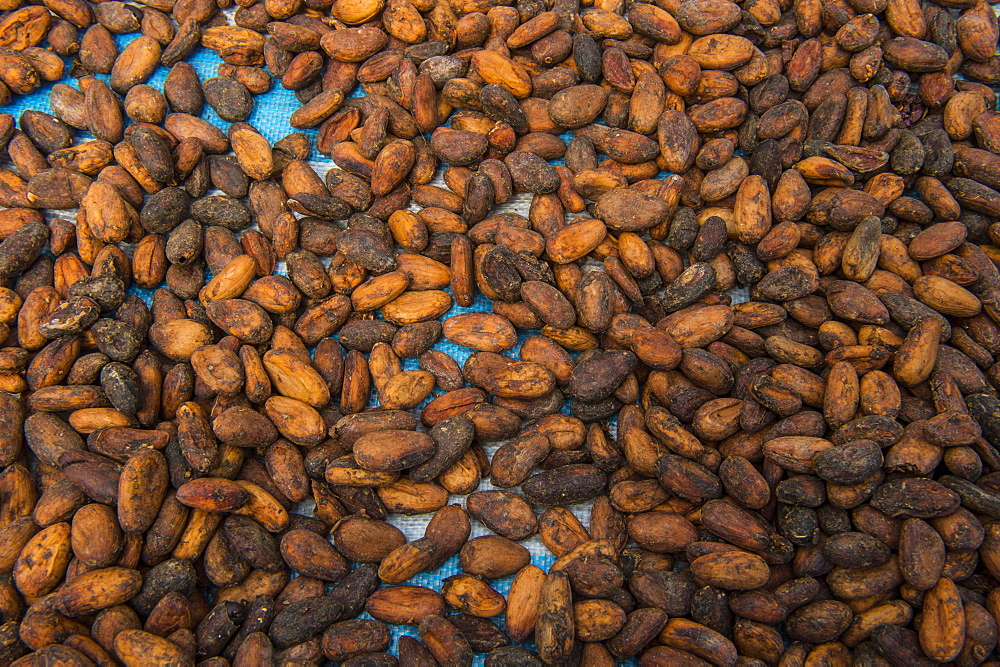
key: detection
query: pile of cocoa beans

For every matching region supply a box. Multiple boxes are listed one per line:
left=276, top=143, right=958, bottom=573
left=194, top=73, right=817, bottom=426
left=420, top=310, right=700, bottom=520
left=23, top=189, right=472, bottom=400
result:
left=4, top=0, right=1000, bottom=663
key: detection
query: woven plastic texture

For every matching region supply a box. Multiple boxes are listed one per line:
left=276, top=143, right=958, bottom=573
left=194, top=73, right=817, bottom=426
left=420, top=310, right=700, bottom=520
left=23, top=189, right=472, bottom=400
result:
left=2, top=30, right=649, bottom=664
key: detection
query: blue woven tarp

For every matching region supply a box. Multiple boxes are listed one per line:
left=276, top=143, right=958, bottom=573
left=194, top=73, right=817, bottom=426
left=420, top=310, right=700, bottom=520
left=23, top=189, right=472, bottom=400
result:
left=2, top=30, right=627, bottom=665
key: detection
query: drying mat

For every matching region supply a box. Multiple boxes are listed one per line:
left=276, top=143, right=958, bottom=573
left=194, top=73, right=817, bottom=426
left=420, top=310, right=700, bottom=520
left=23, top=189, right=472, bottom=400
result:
left=0, top=27, right=675, bottom=664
